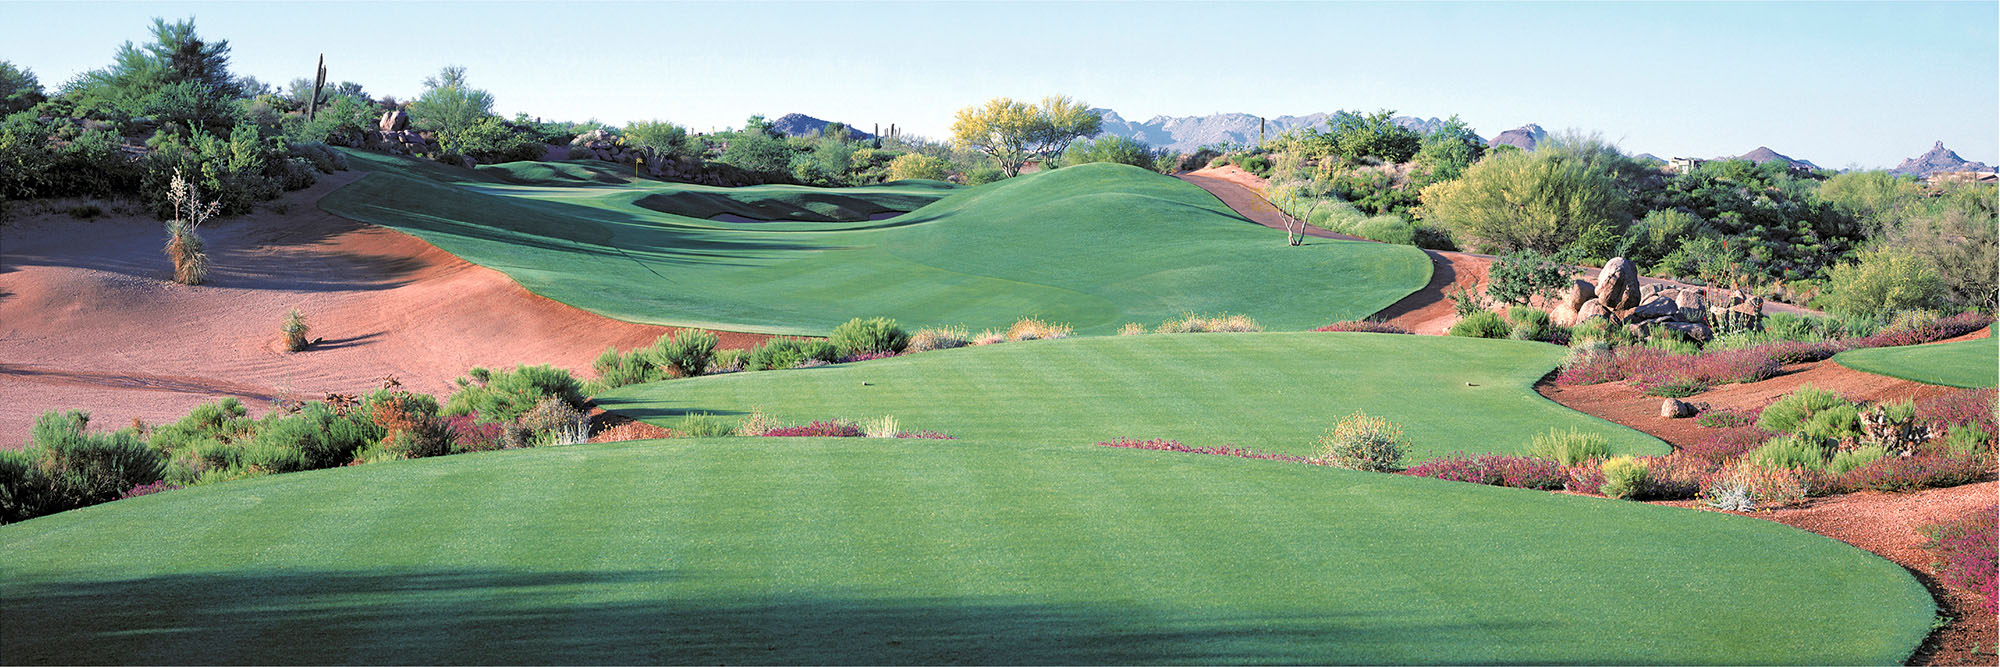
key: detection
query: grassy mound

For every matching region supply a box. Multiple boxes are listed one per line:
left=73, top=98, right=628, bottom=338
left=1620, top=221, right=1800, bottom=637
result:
left=1835, top=330, right=1999, bottom=388
left=0, top=439, right=1930, bottom=664
left=634, top=180, right=956, bottom=222
left=598, top=333, right=1669, bottom=461
left=320, top=153, right=1430, bottom=335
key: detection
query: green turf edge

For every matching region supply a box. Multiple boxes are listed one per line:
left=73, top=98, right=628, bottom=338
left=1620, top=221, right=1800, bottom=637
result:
left=0, top=438, right=1935, bottom=665
left=1833, top=331, right=1999, bottom=388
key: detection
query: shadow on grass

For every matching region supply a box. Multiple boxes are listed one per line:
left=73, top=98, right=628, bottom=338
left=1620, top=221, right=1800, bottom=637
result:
left=0, top=567, right=1518, bottom=665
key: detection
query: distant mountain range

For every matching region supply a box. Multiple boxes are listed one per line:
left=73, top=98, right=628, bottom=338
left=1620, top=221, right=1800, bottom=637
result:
left=769, top=113, right=875, bottom=141
left=1733, top=146, right=1821, bottom=170
left=1891, top=141, right=1994, bottom=177
left=1091, top=109, right=1470, bottom=152
left=1487, top=123, right=1547, bottom=151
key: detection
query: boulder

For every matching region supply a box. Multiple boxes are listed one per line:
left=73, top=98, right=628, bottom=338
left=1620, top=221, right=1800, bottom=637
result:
left=1674, top=290, right=1708, bottom=323
left=1630, top=295, right=1681, bottom=321
left=379, top=110, right=409, bottom=132
left=1560, top=279, right=1596, bottom=311
left=1662, top=320, right=1713, bottom=342
left=1550, top=302, right=1580, bottom=327
left=1576, top=300, right=1617, bottom=323
left=1640, top=283, right=1662, bottom=300
left=1596, top=258, right=1641, bottom=310
left=1661, top=399, right=1695, bottom=419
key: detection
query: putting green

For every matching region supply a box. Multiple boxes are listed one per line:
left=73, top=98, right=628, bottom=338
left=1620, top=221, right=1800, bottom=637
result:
left=0, top=439, right=1932, bottom=664
left=598, top=332, right=1669, bottom=461
left=320, top=153, right=1430, bottom=335
left=1835, top=331, right=1998, bottom=388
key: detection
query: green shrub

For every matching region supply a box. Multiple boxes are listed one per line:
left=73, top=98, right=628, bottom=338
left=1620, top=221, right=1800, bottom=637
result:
left=1746, top=435, right=1827, bottom=472
left=1449, top=310, right=1510, bottom=339
left=23, top=410, right=163, bottom=512
left=1506, top=306, right=1552, bottom=341
left=710, top=348, right=747, bottom=374
left=1599, top=456, right=1651, bottom=499
left=590, top=346, right=660, bottom=391
left=245, top=403, right=382, bottom=473
left=519, top=396, right=590, bottom=446
left=1827, top=446, right=1889, bottom=476
left=1525, top=428, right=1612, bottom=466
left=148, top=398, right=253, bottom=454
left=647, top=329, right=718, bottom=378
left=909, top=326, right=971, bottom=352
left=281, top=308, right=310, bottom=352
left=0, top=448, right=55, bottom=524
left=1817, top=247, right=1949, bottom=320
left=829, top=317, right=909, bottom=356
left=1797, top=403, right=1862, bottom=445
left=443, top=365, right=585, bottom=423
left=1353, top=216, right=1416, bottom=245
left=1756, top=385, right=1849, bottom=434
left=748, top=338, right=811, bottom=371
left=675, top=413, right=734, bottom=438
left=1314, top=412, right=1407, bottom=472
left=1485, top=249, right=1575, bottom=305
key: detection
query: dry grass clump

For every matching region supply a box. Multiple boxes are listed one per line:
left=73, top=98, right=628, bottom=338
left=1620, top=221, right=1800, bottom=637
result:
left=1006, top=317, right=1073, bottom=341
left=1155, top=313, right=1261, bottom=334
left=1118, top=322, right=1145, bottom=336
left=909, top=326, right=971, bottom=352
left=280, top=308, right=311, bottom=352
left=163, top=169, right=218, bottom=286
left=863, top=415, right=900, bottom=438
left=972, top=329, right=1006, bottom=345
left=733, top=409, right=780, bottom=437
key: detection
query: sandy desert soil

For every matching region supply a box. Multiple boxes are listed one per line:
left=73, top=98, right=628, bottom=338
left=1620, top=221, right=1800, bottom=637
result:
left=0, top=171, right=767, bottom=446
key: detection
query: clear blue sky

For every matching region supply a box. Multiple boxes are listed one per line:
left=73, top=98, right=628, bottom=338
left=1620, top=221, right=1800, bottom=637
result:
left=6, top=1, right=1995, bottom=168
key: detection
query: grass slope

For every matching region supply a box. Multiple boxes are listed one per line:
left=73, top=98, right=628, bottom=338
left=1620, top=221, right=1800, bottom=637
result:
left=320, top=153, right=1430, bottom=335
left=1835, top=331, right=1999, bottom=388
left=598, top=333, right=1669, bottom=461
left=0, top=439, right=1931, bottom=665
left=634, top=179, right=956, bottom=222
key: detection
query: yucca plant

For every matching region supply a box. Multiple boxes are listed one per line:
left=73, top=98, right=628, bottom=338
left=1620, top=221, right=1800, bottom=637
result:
left=163, top=169, right=219, bottom=286
left=281, top=308, right=311, bottom=352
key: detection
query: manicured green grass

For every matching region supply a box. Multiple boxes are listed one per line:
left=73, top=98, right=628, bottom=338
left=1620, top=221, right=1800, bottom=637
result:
left=1835, top=331, right=1999, bottom=388
left=632, top=179, right=957, bottom=222
left=0, top=438, right=1931, bottom=665
left=598, top=332, right=1668, bottom=461
left=321, top=152, right=1430, bottom=335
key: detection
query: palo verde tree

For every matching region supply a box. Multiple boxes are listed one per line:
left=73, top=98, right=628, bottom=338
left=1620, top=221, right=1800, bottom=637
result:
left=950, top=95, right=1102, bottom=177
left=408, top=66, right=495, bottom=156
left=1418, top=132, right=1632, bottom=255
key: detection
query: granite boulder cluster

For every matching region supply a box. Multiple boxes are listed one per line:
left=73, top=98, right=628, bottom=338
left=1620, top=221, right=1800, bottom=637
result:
left=1548, top=257, right=1763, bottom=342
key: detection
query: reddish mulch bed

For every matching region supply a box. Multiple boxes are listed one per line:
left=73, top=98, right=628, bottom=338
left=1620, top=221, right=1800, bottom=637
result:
left=1543, top=348, right=1997, bottom=666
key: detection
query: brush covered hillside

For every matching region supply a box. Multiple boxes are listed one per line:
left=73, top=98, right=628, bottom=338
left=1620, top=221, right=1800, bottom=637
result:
left=321, top=153, right=1430, bottom=334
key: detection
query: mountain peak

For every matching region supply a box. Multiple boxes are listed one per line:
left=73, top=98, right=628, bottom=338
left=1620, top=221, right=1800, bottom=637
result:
left=1893, top=141, right=1992, bottom=177
left=1487, top=124, right=1548, bottom=151
left=770, top=113, right=875, bottom=140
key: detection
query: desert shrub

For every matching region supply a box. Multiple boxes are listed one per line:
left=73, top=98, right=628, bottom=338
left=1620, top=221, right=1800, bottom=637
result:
left=1402, top=453, right=1566, bottom=490
left=733, top=410, right=780, bottom=437
left=1448, top=310, right=1509, bottom=339
left=1941, top=424, right=1995, bottom=458
left=1919, top=512, right=1998, bottom=614
left=443, top=365, right=585, bottom=424
left=1681, top=426, right=1771, bottom=464
left=886, top=153, right=950, bottom=181
left=247, top=402, right=382, bottom=472
left=1817, top=248, right=1949, bottom=319
left=709, top=348, right=747, bottom=374
left=0, top=449, right=56, bottom=524
left=1315, top=412, right=1407, bottom=472
left=1063, top=136, right=1154, bottom=170
left=22, top=410, right=164, bottom=514
left=119, top=480, right=181, bottom=499
left=1700, top=462, right=1811, bottom=511
left=1119, top=323, right=1145, bottom=336
left=1828, top=449, right=1991, bottom=494
left=1506, top=306, right=1552, bottom=341
left=1915, top=387, right=1998, bottom=435
left=1006, top=317, right=1072, bottom=341
left=1314, top=320, right=1413, bottom=334
left=761, top=420, right=864, bottom=438
left=1155, top=313, right=1261, bottom=334
left=1641, top=455, right=1713, bottom=500
left=1353, top=216, right=1416, bottom=245
left=909, top=326, right=970, bottom=352
left=1826, top=446, right=1889, bottom=476
left=1849, top=311, right=1993, bottom=349
left=443, top=414, right=506, bottom=453
left=288, top=141, right=348, bottom=173
left=519, top=396, right=590, bottom=446
left=747, top=338, right=812, bottom=371
left=1525, top=428, right=1611, bottom=466
left=971, top=329, right=1006, bottom=345
left=591, top=346, right=660, bottom=391
left=830, top=317, right=909, bottom=356
left=1796, top=403, right=1862, bottom=445
left=1756, top=385, right=1849, bottom=434
left=1598, top=456, right=1651, bottom=499
left=1486, top=249, right=1575, bottom=306
left=280, top=308, right=310, bottom=352
left=647, top=328, right=718, bottom=378
left=675, top=413, right=734, bottom=438
left=1746, top=434, right=1826, bottom=471
left=1418, top=134, right=1631, bottom=254
left=1694, top=408, right=1756, bottom=429
left=862, top=415, right=900, bottom=438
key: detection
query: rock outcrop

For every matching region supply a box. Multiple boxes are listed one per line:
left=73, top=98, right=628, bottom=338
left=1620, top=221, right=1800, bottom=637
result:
left=1557, top=257, right=1763, bottom=343
left=1595, top=258, right=1640, bottom=311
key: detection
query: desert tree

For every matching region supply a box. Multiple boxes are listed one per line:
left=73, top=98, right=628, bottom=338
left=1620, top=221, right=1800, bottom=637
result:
left=1266, top=178, right=1323, bottom=246
left=951, top=95, right=1103, bottom=177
